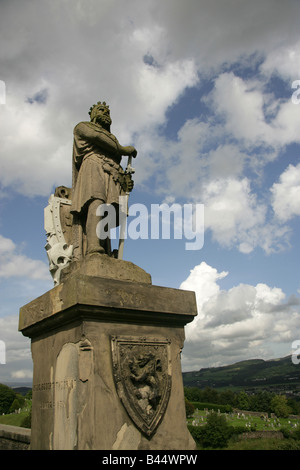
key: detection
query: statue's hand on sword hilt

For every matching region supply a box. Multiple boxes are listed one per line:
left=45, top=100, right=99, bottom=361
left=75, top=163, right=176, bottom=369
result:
left=125, top=153, right=135, bottom=176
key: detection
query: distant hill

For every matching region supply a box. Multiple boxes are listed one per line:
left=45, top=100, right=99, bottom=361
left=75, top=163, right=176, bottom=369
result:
left=2, top=357, right=300, bottom=397
left=182, top=356, right=300, bottom=392
left=13, top=387, right=32, bottom=396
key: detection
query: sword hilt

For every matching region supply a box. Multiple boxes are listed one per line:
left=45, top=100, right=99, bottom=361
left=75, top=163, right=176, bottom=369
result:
left=125, top=154, right=135, bottom=175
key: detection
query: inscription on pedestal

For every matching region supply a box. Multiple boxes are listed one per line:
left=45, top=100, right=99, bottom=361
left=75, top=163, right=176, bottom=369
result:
left=53, top=343, right=78, bottom=450
left=33, top=379, right=77, bottom=410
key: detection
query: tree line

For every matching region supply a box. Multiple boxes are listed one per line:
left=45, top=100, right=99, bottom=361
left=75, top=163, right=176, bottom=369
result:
left=0, top=383, right=31, bottom=415
left=184, top=386, right=300, bottom=417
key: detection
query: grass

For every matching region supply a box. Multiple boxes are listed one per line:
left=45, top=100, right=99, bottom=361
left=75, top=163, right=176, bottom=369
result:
left=0, top=410, right=30, bottom=427
left=188, top=408, right=300, bottom=450
left=0, top=399, right=31, bottom=428
left=1, top=403, right=299, bottom=449
left=225, top=438, right=295, bottom=450
left=196, top=439, right=284, bottom=450
left=188, top=408, right=299, bottom=432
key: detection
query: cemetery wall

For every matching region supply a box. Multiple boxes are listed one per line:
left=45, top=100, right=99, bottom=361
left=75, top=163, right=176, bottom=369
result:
left=233, top=409, right=268, bottom=418
left=240, top=431, right=284, bottom=440
left=0, top=424, right=30, bottom=450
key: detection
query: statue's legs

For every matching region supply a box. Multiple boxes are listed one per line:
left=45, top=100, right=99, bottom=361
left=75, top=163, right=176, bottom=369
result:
left=85, top=199, right=111, bottom=255
left=71, top=213, right=83, bottom=261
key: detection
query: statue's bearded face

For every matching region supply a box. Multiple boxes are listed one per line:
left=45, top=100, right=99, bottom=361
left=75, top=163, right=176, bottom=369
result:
left=94, top=106, right=112, bottom=129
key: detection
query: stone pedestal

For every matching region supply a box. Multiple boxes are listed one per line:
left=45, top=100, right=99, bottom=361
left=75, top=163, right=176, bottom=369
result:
left=19, top=255, right=197, bottom=450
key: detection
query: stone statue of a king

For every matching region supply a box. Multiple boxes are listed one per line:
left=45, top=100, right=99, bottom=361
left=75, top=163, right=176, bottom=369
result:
left=71, top=101, right=137, bottom=260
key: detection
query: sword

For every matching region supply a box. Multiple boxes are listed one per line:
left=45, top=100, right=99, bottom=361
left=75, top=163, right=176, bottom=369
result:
left=118, top=154, right=135, bottom=259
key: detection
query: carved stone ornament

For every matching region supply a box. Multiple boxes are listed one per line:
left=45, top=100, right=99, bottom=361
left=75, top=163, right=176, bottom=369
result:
left=111, top=336, right=172, bottom=437
left=44, top=187, right=73, bottom=285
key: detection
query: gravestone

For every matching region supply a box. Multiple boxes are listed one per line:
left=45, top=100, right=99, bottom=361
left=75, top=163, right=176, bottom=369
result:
left=19, top=102, right=197, bottom=450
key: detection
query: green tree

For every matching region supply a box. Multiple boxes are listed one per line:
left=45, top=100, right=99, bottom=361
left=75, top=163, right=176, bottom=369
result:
left=184, top=387, right=202, bottom=402
left=20, top=409, right=31, bottom=429
left=218, top=389, right=237, bottom=407
left=271, top=395, right=292, bottom=418
left=201, top=387, right=219, bottom=404
left=237, top=391, right=249, bottom=410
left=9, top=398, right=21, bottom=413
left=0, top=384, right=18, bottom=414
left=16, top=394, right=25, bottom=408
left=185, top=397, right=195, bottom=418
left=200, top=412, right=232, bottom=448
left=287, top=397, right=300, bottom=415
left=249, top=390, right=273, bottom=412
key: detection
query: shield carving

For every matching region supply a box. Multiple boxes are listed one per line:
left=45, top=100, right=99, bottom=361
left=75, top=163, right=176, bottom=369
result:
left=111, top=336, right=172, bottom=437
left=44, top=186, right=73, bottom=285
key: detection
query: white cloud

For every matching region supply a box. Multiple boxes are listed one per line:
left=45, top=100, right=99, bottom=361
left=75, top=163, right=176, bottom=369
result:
left=11, top=370, right=33, bottom=380
left=201, top=177, right=267, bottom=253
left=0, top=0, right=298, bottom=257
left=212, top=71, right=300, bottom=151
left=135, top=59, right=198, bottom=127
left=153, top=0, right=300, bottom=67
left=0, top=234, right=50, bottom=280
left=212, top=73, right=271, bottom=145
left=261, top=40, right=300, bottom=79
left=1, top=0, right=299, bottom=199
left=208, top=144, right=246, bottom=179
left=180, top=262, right=228, bottom=315
left=0, top=315, right=33, bottom=383
left=0, top=0, right=300, bottom=380
left=181, top=262, right=300, bottom=370
left=0, top=2, right=194, bottom=190
left=135, top=116, right=292, bottom=255
left=271, top=163, right=300, bottom=222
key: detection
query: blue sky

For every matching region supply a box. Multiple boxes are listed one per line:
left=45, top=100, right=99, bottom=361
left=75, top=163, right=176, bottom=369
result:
left=0, top=0, right=300, bottom=383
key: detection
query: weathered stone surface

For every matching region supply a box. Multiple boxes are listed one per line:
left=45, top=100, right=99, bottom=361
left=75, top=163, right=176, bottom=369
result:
left=44, top=190, right=73, bottom=285
left=71, top=101, right=137, bottom=260
left=53, top=343, right=79, bottom=450
left=111, top=335, right=172, bottom=437
left=60, top=251, right=152, bottom=285
left=44, top=101, right=139, bottom=285
left=19, top=266, right=195, bottom=337
left=19, top=269, right=197, bottom=450
left=0, top=425, right=31, bottom=450
left=26, top=320, right=195, bottom=450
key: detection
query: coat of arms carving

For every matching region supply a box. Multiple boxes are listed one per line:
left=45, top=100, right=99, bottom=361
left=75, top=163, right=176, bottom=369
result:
left=111, top=336, right=172, bottom=437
